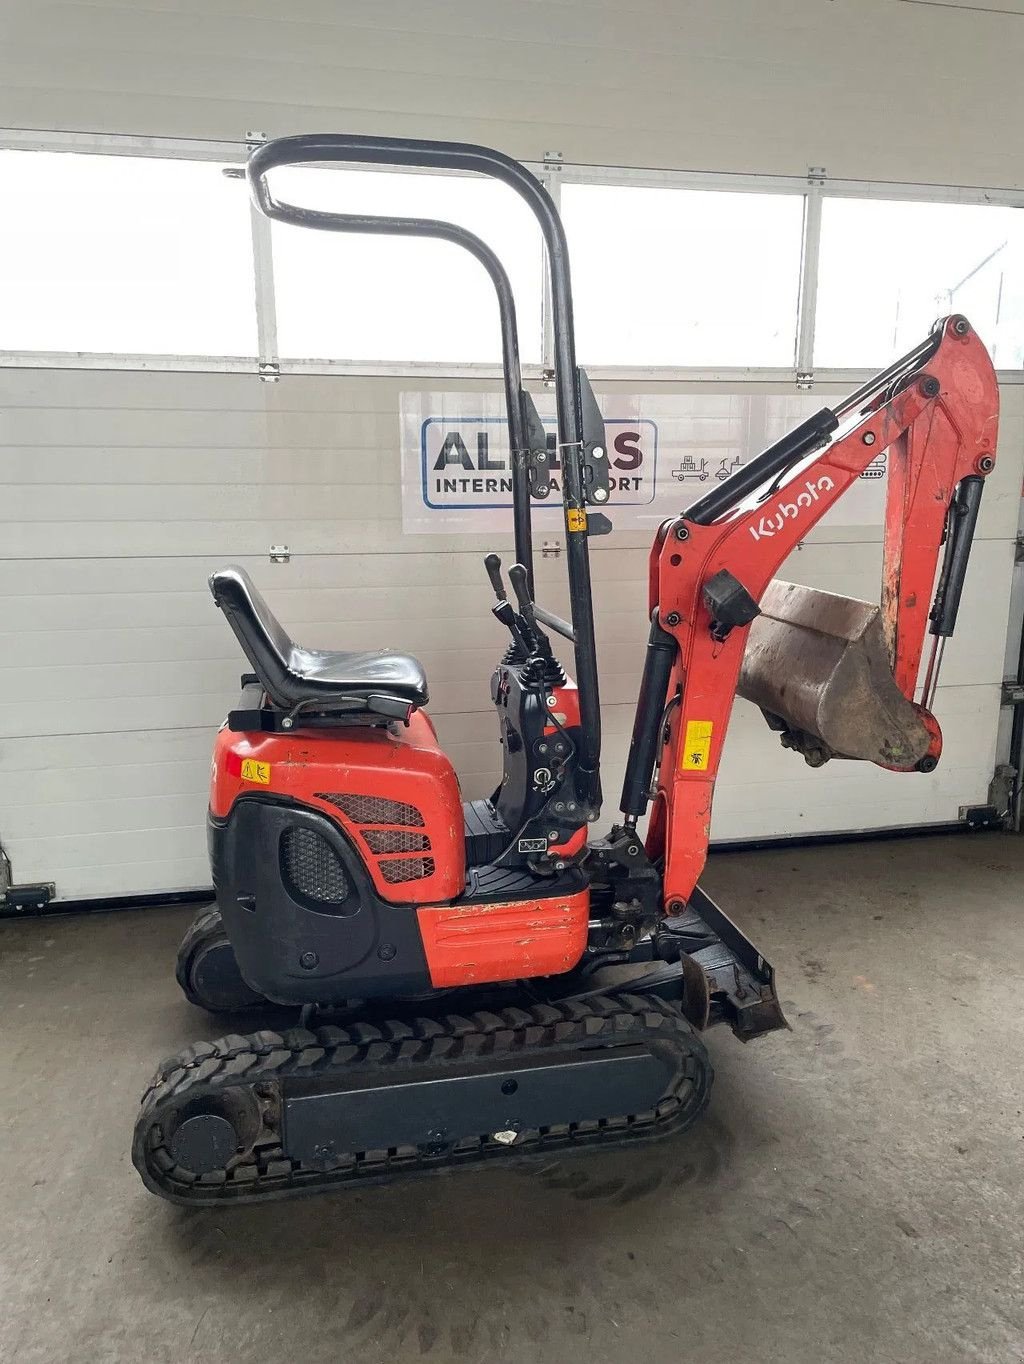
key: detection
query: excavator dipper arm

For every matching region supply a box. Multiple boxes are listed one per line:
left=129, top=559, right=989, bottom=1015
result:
left=636, top=315, right=999, bottom=907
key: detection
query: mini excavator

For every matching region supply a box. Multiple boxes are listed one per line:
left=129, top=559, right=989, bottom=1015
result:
left=133, top=134, right=999, bottom=1205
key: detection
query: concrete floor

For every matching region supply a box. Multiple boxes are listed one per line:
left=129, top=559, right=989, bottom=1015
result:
left=2, top=833, right=1023, bottom=1364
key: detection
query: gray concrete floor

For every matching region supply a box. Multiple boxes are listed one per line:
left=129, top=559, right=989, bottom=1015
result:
left=2, top=833, right=1023, bottom=1364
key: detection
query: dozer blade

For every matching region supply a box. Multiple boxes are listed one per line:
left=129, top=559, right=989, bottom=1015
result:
left=737, top=579, right=930, bottom=769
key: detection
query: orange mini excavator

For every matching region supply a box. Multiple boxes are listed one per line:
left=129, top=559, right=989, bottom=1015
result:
left=133, top=134, right=999, bottom=1205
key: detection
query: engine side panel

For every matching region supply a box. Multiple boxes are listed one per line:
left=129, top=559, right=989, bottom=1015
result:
left=210, top=710, right=465, bottom=904
left=209, top=798, right=432, bottom=1003
left=417, top=890, right=589, bottom=987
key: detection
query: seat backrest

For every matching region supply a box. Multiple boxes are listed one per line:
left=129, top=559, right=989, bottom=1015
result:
left=209, top=566, right=296, bottom=707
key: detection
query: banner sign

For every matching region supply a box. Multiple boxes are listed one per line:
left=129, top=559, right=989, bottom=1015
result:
left=400, top=392, right=887, bottom=536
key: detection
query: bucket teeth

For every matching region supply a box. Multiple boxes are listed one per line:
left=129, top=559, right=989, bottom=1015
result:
left=738, top=580, right=930, bottom=769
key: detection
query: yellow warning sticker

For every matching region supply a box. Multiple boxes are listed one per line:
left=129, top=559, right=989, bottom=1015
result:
left=681, top=720, right=714, bottom=771
left=240, top=758, right=272, bottom=785
left=567, top=508, right=588, bottom=533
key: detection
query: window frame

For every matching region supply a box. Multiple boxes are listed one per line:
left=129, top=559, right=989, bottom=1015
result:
left=1, top=126, right=1023, bottom=385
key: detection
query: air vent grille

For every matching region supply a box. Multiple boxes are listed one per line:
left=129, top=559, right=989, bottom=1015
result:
left=378, top=857, right=436, bottom=884
left=318, top=793, right=425, bottom=828
left=362, top=829, right=431, bottom=854
left=280, top=826, right=349, bottom=905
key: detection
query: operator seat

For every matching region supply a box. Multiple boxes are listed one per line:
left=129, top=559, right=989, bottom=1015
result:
left=210, top=566, right=428, bottom=716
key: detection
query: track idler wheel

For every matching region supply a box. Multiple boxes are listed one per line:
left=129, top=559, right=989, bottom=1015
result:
left=175, top=905, right=267, bottom=1013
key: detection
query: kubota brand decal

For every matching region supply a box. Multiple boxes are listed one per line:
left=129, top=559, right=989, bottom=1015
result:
left=681, top=720, right=713, bottom=771
left=748, top=476, right=836, bottom=541
left=240, top=759, right=271, bottom=785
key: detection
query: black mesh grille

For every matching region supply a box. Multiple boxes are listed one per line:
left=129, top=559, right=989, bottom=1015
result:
left=318, top=793, right=425, bottom=828
left=280, top=827, right=349, bottom=904
left=362, top=829, right=431, bottom=854
left=378, top=857, right=435, bottom=884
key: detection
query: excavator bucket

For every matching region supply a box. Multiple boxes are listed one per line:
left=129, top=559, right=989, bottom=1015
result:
left=737, top=579, right=931, bottom=769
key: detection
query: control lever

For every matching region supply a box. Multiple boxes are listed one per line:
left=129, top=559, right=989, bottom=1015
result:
left=509, top=562, right=559, bottom=665
left=484, top=552, right=507, bottom=601
left=507, top=561, right=540, bottom=627
left=484, top=554, right=531, bottom=659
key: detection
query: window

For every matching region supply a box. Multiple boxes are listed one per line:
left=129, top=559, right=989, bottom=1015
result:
left=560, top=182, right=804, bottom=367
left=268, top=166, right=544, bottom=363
left=814, top=197, right=1024, bottom=369
left=2, top=135, right=1022, bottom=378
left=0, top=151, right=257, bottom=355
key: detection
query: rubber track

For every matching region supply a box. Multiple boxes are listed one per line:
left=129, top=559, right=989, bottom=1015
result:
left=133, top=992, right=713, bottom=1206
left=174, top=905, right=266, bottom=1012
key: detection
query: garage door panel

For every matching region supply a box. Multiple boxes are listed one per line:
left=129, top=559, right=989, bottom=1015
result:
left=2, top=791, right=210, bottom=841
left=0, top=688, right=495, bottom=742
left=0, top=726, right=212, bottom=772
left=0, top=367, right=503, bottom=415
left=716, top=685, right=999, bottom=836
left=0, top=656, right=501, bottom=723
left=0, top=550, right=537, bottom=597
left=9, top=825, right=210, bottom=891
left=0, top=406, right=407, bottom=450
left=2, top=481, right=405, bottom=526
left=0, top=518, right=522, bottom=559
left=0, top=616, right=526, bottom=670
left=2, top=446, right=408, bottom=488
left=4, top=752, right=211, bottom=809
left=1, top=368, right=1018, bottom=901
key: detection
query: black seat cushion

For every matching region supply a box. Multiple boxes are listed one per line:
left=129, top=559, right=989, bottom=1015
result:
left=210, top=566, right=428, bottom=712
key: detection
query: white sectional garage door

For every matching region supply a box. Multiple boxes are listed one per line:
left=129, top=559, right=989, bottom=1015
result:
left=1, top=366, right=1020, bottom=901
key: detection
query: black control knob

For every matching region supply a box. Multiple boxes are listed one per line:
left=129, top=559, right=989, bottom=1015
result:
left=484, top=553, right=506, bottom=601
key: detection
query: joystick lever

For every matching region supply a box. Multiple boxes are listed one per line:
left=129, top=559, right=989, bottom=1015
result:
left=483, top=553, right=531, bottom=658
left=508, top=563, right=561, bottom=673
left=484, top=552, right=507, bottom=602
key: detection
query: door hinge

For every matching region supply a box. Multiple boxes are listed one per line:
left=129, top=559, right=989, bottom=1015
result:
left=2, top=881, right=55, bottom=913
left=1015, top=534, right=1024, bottom=565
left=988, top=763, right=1015, bottom=821
left=958, top=803, right=1003, bottom=830
left=1001, top=679, right=1024, bottom=706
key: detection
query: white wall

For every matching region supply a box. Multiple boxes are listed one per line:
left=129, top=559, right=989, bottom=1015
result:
left=2, top=0, right=1024, bottom=187
left=1, top=366, right=1020, bottom=899
left=1, top=0, right=1022, bottom=898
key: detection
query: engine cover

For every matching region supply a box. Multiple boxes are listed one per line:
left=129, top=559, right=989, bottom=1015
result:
left=209, top=798, right=433, bottom=1004
left=209, top=710, right=465, bottom=905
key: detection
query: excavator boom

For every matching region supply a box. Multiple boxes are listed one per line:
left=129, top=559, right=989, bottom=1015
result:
left=627, top=315, right=999, bottom=904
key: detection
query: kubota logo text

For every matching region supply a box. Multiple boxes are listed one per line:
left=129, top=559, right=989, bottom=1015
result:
left=749, top=476, right=835, bottom=541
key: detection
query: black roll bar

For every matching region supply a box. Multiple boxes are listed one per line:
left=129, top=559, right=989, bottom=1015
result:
left=243, top=198, right=535, bottom=591
left=248, top=134, right=602, bottom=811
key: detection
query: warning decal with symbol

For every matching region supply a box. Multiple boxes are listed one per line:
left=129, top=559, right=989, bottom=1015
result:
left=240, top=759, right=272, bottom=785
left=680, top=720, right=714, bottom=771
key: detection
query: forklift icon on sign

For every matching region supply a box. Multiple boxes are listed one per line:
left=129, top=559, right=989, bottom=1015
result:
left=671, top=456, right=709, bottom=482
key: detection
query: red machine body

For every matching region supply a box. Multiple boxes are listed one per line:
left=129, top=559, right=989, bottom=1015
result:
left=210, top=713, right=465, bottom=906
left=209, top=677, right=593, bottom=992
